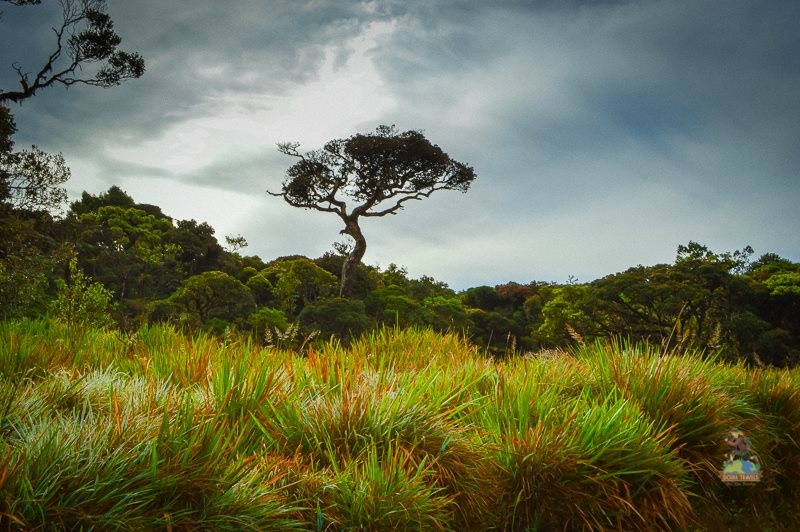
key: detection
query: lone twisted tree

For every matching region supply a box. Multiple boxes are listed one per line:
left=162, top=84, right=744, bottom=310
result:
left=270, top=125, right=477, bottom=296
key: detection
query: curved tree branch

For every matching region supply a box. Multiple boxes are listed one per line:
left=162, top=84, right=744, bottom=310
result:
left=0, top=0, right=144, bottom=104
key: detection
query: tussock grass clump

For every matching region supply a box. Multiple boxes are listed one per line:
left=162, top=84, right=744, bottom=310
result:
left=252, top=349, right=501, bottom=529
left=484, top=372, right=588, bottom=530
left=349, top=325, right=479, bottom=371
left=322, top=444, right=454, bottom=530
left=716, top=366, right=800, bottom=479
left=0, top=368, right=302, bottom=529
left=0, top=319, right=120, bottom=379
left=483, top=359, right=692, bottom=530
left=2, top=321, right=800, bottom=529
left=576, top=340, right=753, bottom=479
left=568, top=393, right=692, bottom=529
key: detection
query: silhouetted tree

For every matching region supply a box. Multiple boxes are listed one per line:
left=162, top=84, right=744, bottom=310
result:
left=270, top=125, right=476, bottom=296
left=0, top=0, right=144, bottom=104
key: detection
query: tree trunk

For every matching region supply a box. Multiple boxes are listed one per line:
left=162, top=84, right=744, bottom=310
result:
left=340, top=218, right=367, bottom=297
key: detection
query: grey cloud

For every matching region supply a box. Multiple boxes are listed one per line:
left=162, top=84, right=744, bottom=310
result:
left=373, top=2, right=799, bottom=206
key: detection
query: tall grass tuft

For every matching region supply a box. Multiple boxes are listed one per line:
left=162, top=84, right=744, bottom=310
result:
left=483, top=356, right=692, bottom=530
left=0, top=367, right=302, bottom=529
left=252, top=352, right=501, bottom=529
left=485, top=369, right=589, bottom=530
left=0, top=318, right=121, bottom=379
left=703, top=363, right=800, bottom=525
left=575, top=340, right=754, bottom=481
left=321, top=444, right=453, bottom=530
left=349, top=325, right=479, bottom=372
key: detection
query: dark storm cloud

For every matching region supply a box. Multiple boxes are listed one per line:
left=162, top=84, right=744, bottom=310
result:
left=362, top=0, right=799, bottom=283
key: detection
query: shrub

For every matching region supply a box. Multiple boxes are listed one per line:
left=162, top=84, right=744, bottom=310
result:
left=51, top=259, right=114, bottom=330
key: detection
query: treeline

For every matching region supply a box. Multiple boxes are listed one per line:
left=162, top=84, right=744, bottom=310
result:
left=2, top=179, right=799, bottom=365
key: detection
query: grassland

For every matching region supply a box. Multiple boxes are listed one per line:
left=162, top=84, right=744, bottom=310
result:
left=1, top=320, right=799, bottom=530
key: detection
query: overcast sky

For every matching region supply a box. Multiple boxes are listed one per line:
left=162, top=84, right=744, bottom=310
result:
left=2, top=0, right=798, bottom=289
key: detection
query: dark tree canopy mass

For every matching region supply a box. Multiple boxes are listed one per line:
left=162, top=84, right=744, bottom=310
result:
left=270, top=125, right=476, bottom=296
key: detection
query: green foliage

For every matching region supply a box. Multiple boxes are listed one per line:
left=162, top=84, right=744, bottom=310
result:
left=75, top=205, right=180, bottom=300
left=51, top=259, right=114, bottom=330
left=0, top=107, right=69, bottom=319
left=518, top=244, right=800, bottom=365
left=0, top=145, right=70, bottom=213
left=366, top=285, right=421, bottom=328
left=166, top=218, right=224, bottom=277
left=313, top=251, right=377, bottom=298
left=298, top=297, right=370, bottom=342
left=248, top=307, right=289, bottom=333
left=0, top=104, right=15, bottom=154
left=261, top=258, right=337, bottom=316
left=533, top=284, right=593, bottom=346
left=69, top=185, right=135, bottom=215
left=0, top=243, right=51, bottom=319
left=417, top=295, right=471, bottom=333
left=245, top=272, right=274, bottom=305
left=466, top=307, right=518, bottom=353
left=765, top=271, right=800, bottom=296
left=166, top=270, right=255, bottom=329
left=461, top=285, right=502, bottom=310
left=3, top=173, right=799, bottom=365
left=406, top=274, right=455, bottom=301
left=224, top=233, right=248, bottom=252
left=66, top=189, right=242, bottom=328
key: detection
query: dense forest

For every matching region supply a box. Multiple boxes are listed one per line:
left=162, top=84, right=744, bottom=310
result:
left=2, top=112, right=799, bottom=366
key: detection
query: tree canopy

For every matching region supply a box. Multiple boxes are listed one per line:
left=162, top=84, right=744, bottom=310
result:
left=270, top=125, right=476, bottom=296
